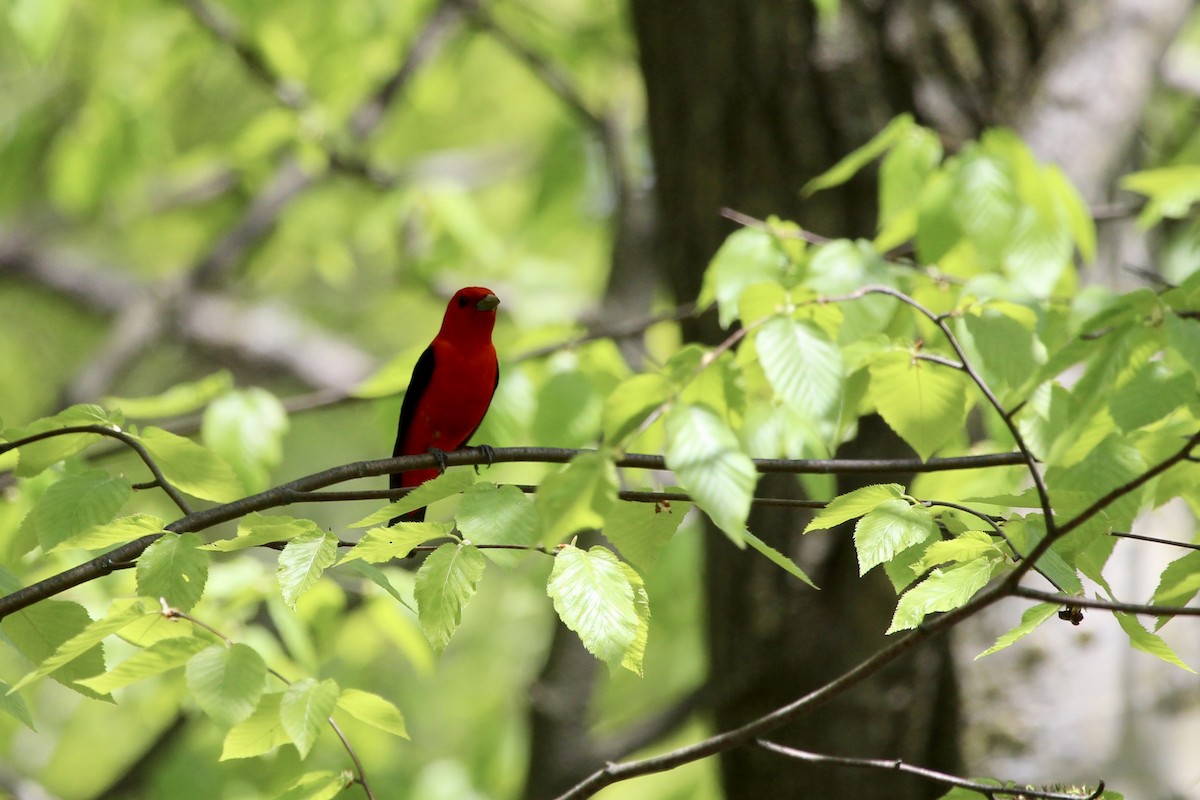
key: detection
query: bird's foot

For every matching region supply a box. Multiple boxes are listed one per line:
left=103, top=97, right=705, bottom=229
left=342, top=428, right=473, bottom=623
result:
left=472, top=444, right=496, bottom=474
left=427, top=447, right=449, bottom=474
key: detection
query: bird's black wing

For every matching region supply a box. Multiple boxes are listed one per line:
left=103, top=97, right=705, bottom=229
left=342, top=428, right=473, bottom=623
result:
left=390, top=344, right=436, bottom=492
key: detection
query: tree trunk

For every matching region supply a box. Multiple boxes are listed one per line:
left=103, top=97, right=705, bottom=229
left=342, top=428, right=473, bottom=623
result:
left=629, top=1, right=1071, bottom=796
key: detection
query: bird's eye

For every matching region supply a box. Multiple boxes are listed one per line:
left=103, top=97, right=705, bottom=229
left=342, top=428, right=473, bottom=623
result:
left=457, top=295, right=469, bottom=307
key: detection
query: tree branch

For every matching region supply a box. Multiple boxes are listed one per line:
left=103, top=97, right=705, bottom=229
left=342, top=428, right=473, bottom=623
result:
left=757, top=740, right=1103, bottom=800
left=1012, top=586, right=1200, bottom=619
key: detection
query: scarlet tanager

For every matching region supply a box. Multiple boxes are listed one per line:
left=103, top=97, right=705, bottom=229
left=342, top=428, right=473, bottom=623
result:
left=389, top=287, right=500, bottom=524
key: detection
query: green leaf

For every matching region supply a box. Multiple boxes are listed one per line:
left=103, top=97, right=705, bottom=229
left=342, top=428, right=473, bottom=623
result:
left=352, top=343, right=424, bottom=399
left=1150, top=551, right=1200, bottom=630
left=337, top=688, right=408, bottom=738
left=1115, top=612, right=1194, bottom=673
left=77, top=636, right=210, bottom=693
left=50, top=513, right=166, bottom=553
left=137, top=533, right=209, bottom=612
left=603, top=373, right=671, bottom=444
left=281, top=678, right=340, bottom=759
left=916, top=531, right=1002, bottom=573
left=547, top=545, right=640, bottom=669
left=804, top=114, right=914, bottom=195
left=854, top=499, right=938, bottom=575
left=138, top=427, right=243, bottom=503
left=1121, top=165, right=1200, bottom=227
left=954, top=150, right=1017, bottom=262
left=31, top=469, right=131, bottom=551
left=414, top=542, right=486, bottom=653
left=698, top=228, right=789, bottom=328
left=0, top=598, right=111, bottom=701
left=533, top=369, right=602, bottom=448
left=103, top=371, right=233, bottom=419
left=756, top=316, right=844, bottom=421
left=9, top=598, right=152, bottom=693
left=277, top=531, right=340, bottom=607
left=976, top=602, right=1059, bottom=658
left=537, top=452, right=618, bottom=545
left=350, top=470, right=475, bottom=528
left=339, top=523, right=452, bottom=564
left=619, top=562, right=651, bottom=676
left=202, top=513, right=318, bottom=552
left=346, top=561, right=415, bottom=613
left=202, top=388, right=289, bottom=493
left=602, top=495, right=687, bottom=573
left=275, top=771, right=353, bottom=800
left=887, top=557, right=996, bottom=633
left=805, top=484, right=904, bottom=532
left=187, top=643, right=268, bottom=726
left=876, top=124, right=943, bottom=250
left=962, top=305, right=1041, bottom=392
left=1109, top=363, right=1195, bottom=432
left=868, top=350, right=970, bottom=460
left=6, top=404, right=122, bottom=477
left=1164, top=314, right=1200, bottom=375
left=744, top=531, right=818, bottom=588
left=456, top=483, right=542, bottom=566
left=0, top=679, right=35, bottom=730
left=665, top=404, right=757, bottom=546
left=221, top=692, right=288, bottom=760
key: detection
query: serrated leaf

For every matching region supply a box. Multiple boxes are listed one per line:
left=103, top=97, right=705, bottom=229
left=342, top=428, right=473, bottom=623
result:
left=962, top=307, right=1040, bottom=391
left=456, top=483, right=541, bottom=566
left=203, top=513, right=318, bottom=552
left=103, top=371, right=233, bottom=419
left=7, top=404, right=122, bottom=477
left=414, top=543, right=485, bottom=653
left=537, top=452, right=618, bottom=545
left=1150, top=551, right=1200, bottom=630
left=275, top=771, right=352, bottom=800
left=277, top=531, right=340, bottom=607
left=0, top=598, right=111, bottom=701
left=350, top=470, right=476, bottom=528
left=9, top=598, right=151, bottom=693
left=915, top=531, right=1001, bottom=573
left=336, top=688, right=408, bottom=738
left=1115, top=612, right=1194, bottom=672
left=31, top=469, right=131, bottom=552
left=339, top=523, right=452, bottom=564
left=281, top=678, right=340, bottom=759
left=744, top=531, right=818, bottom=588
left=757, top=316, right=844, bottom=420
left=887, top=557, right=996, bottom=633
left=603, top=495, right=687, bottom=573
left=221, top=692, right=288, bottom=760
left=51, top=513, right=166, bottom=553
left=1109, top=364, right=1194, bottom=432
left=202, top=388, right=289, bottom=493
left=854, top=499, right=937, bottom=575
left=618, top=562, right=651, bottom=676
left=665, top=404, right=757, bottom=546
left=805, top=484, right=904, bottom=532
left=699, top=228, right=789, bottom=328
left=0, top=680, right=35, bottom=730
left=602, top=373, right=671, bottom=444
left=547, top=545, right=640, bottom=668
left=976, top=602, right=1059, bottom=658
left=137, top=533, right=209, bottom=612
left=138, top=427, right=243, bottom=503
left=187, top=643, right=268, bottom=726
left=78, top=636, right=210, bottom=693
left=868, top=350, right=969, bottom=460
left=1164, top=314, right=1200, bottom=375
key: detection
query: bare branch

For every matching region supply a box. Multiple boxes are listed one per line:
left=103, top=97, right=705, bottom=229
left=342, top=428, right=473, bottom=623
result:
left=757, top=740, right=1103, bottom=800
left=1111, top=530, right=1200, bottom=552
left=1012, top=586, right=1200, bottom=619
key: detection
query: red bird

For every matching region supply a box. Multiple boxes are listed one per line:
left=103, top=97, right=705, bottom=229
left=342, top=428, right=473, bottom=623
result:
left=390, top=287, right=500, bottom=524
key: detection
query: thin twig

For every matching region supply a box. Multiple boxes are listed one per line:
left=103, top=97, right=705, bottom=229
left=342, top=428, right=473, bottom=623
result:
left=1012, top=586, right=1200, bottom=618
left=1111, top=531, right=1200, bottom=552
left=757, top=740, right=1103, bottom=800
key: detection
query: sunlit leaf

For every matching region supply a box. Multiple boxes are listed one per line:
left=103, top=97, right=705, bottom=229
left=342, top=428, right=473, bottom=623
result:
left=756, top=316, right=844, bottom=421
left=698, top=228, right=789, bottom=328
left=744, top=531, right=818, bottom=588
left=202, top=388, right=289, bottom=493
left=203, top=513, right=319, bottom=553
left=31, top=469, right=131, bottom=552
left=976, top=602, right=1059, bottom=658
left=0, top=679, right=35, bottom=730
left=336, top=688, right=408, bottom=739
left=1150, top=551, right=1200, bottom=631
left=350, top=470, right=475, bottom=528
left=1115, top=612, right=1194, bottom=673
left=0, top=595, right=110, bottom=702
left=281, top=678, right=340, bottom=759
left=138, top=427, right=243, bottom=503
left=547, top=545, right=640, bottom=670
left=78, top=636, right=210, bottom=694
left=339, top=523, right=452, bottom=564
left=221, top=692, right=288, bottom=760
left=916, top=531, right=1002, bottom=573
left=854, top=499, right=938, bottom=575
left=414, top=542, right=485, bottom=653
left=887, top=557, right=997, bottom=633
left=137, top=533, right=209, bottom=612
left=275, top=771, right=352, bottom=800
left=804, top=114, right=914, bottom=195
left=51, top=513, right=166, bottom=553
left=603, top=495, right=687, bottom=573
left=602, top=373, right=671, bottom=444
left=665, top=403, right=756, bottom=546
left=103, top=371, right=233, bottom=419
left=868, top=350, right=970, bottom=460
left=456, top=483, right=541, bottom=566
left=537, top=452, right=618, bottom=545
left=805, top=484, right=904, bottom=532
left=7, top=404, right=122, bottom=477
left=277, top=531, right=340, bottom=607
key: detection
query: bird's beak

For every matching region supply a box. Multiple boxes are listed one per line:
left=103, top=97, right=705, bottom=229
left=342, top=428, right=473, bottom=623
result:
left=476, top=294, right=500, bottom=312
